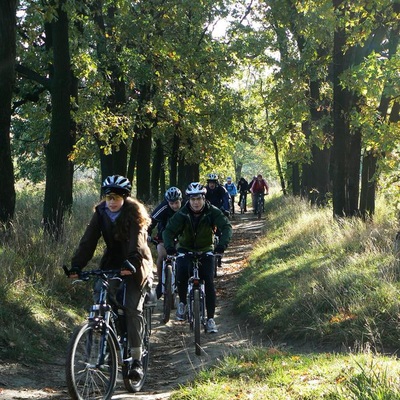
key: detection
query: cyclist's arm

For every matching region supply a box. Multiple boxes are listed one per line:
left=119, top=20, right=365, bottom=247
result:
left=213, top=209, right=233, bottom=249
left=221, top=187, right=230, bottom=211
left=162, top=211, right=184, bottom=249
left=263, top=179, right=269, bottom=194
left=70, top=211, right=102, bottom=272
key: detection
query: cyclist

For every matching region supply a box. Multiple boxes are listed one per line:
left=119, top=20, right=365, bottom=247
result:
left=250, top=174, right=269, bottom=214
left=68, top=175, right=153, bottom=381
left=237, top=177, right=249, bottom=212
left=224, top=177, right=238, bottom=214
left=147, top=187, right=183, bottom=298
left=162, top=182, right=232, bottom=333
left=205, top=173, right=230, bottom=217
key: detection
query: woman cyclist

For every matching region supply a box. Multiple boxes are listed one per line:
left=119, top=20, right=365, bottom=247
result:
left=68, top=175, right=153, bottom=381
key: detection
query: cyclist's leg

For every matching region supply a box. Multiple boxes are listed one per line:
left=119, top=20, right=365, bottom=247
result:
left=156, top=242, right=166, bottom=298
left=175, top=254, right=190, bottom=306
left=124, top=277, right=146, bottom=364
left=231, top=196, right=235, bottom=214
left=199, top=254, right=216, bottom=319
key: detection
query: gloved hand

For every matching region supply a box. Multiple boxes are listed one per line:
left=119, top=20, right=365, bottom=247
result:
left=214, top=245, right=225, bottom=254
left=166, top=247, right=176, bottom=256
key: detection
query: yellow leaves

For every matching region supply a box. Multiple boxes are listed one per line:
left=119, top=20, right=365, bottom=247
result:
left=329, top=308, right=357, bottom=324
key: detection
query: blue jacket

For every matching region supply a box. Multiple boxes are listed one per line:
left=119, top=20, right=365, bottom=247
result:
left=224, top=182, right=237, bottom=196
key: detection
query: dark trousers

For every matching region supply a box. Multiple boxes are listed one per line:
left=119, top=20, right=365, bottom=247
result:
left=238, top=192, right=247, bottom=211
left=176, top=252, right=216, bottom=319
left=94, top=276, right=145, bottom=348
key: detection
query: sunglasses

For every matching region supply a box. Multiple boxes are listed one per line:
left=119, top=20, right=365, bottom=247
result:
left=105, top=194, right=123, bottom=201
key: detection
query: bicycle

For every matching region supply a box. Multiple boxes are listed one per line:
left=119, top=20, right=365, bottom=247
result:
left=213, top=233, right=222, bottom=278
left=63, top=262, right=156, bottom=400
left=177, top=251, right=212, bottom=356
left=254, top=192, right=265, bottom=219
left=239, top=193, right=246, bottom=214
left=161, top=255, right=178, bottom=323
left=228, top=196, right=235, bottom=219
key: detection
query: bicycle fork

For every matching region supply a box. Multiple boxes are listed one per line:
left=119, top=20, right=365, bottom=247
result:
left=187, top=279, right=206, bottom=327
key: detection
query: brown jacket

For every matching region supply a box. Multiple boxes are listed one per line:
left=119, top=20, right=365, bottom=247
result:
left=71, top=199, right=153, bottom=287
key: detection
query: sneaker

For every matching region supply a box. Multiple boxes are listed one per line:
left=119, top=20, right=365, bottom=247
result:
left=176, top=302, right=186, bottom=321
left=206, top=318, right=218, bottom=333
left=128, top=359, right=144, bottom=381
left=155, top=282, right=162, bottom=299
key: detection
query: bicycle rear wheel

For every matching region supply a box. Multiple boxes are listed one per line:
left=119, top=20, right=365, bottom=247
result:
left=123, top=303, right=151, bottom=392
left=193, top=288, right=201, bottom=355
left=240, top=197, right=245, bottom=214
left=66, top=321, right=118, bottom=400
left=162, top=264, right=173, bottom=323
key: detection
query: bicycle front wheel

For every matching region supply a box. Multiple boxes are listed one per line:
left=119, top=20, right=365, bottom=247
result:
left=65, top=321, right=118, bottom=400
left=257, top=198, right=262, bottom=219
left=162, top=264, right=173, bottom=323
left=193, top=288, right=201, bottom=355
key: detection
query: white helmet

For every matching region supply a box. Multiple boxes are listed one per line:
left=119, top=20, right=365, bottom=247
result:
left=207, top=173, right=218, bottom=182
left=102, top=175, right=132, bottom=196
left=185, top=182, right=207, bottom=196
left=165, top=187, right=182, bottom=202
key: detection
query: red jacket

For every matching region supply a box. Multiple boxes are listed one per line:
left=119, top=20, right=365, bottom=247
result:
left=250, top=179, right=269, bottom=194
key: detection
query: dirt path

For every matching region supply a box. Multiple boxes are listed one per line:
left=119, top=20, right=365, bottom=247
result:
left=0, top=212, right=266, bottom=400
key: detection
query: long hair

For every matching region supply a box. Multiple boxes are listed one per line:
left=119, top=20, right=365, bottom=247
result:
left=115, top=197, right=151, bottom=241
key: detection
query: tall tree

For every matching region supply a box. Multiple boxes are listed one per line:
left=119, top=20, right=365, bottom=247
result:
left=0, top=0, right=17, bottom=225
left=42, top=0, right=74, bottom=238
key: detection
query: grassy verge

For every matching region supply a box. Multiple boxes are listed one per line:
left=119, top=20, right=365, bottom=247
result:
left=0, top=181, right=100, bottom=361
left=171, top=193, right=400, bottom=399
left=171, top=349, right=400, bottom=399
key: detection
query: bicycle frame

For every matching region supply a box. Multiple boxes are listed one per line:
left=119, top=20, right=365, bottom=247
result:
left=161, top=255, right=178, bottom=323
left=64, top=267, right=155, bottom=399
left=177, top=252, right=212, bottom=355
left=255, top=192, right=264, bottom=218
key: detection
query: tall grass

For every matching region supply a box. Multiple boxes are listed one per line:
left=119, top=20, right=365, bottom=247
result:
left=0, top=180, right=100, bottom=361
left=235, top=193, right=400, bottom=352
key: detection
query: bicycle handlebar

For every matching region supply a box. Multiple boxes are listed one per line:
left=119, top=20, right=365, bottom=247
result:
left=63, top=259, right=136, bottom=280
left=176, top=251, right=215, bottom=258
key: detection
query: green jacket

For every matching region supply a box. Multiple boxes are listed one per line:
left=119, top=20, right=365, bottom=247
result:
left=162, top=201, right=232, bottom=252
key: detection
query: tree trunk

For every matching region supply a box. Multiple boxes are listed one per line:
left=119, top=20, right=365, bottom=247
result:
left=360, top=13, right=399, bottom=220
left=360, top=151, right=377, bottom=220
left=271, top=138, right=287, bottom=195
left=136, top=126, right=152, bottom=202
left=0, top=0, right=17, bottom=225
left=43, top=1, right=73, bottom=239
left=332, top=0, right=347, bottom=217
left=151, top=139, right=164, bottom=201
left=169, top=131, right=180, bottom=187
left=127, top=136, right=138, bottom=185
left=289, top=162, right=301, bottom=196
left=346, top=127, right=361, bottom=215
